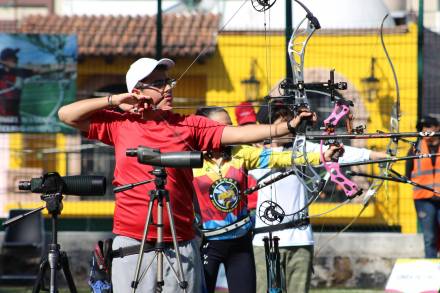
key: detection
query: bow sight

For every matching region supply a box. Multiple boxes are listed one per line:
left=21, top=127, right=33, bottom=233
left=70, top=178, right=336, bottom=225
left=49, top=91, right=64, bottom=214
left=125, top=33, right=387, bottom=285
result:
left=272, top=70, right=366, bottom=136
left=276, top=70, right=347, bottom=109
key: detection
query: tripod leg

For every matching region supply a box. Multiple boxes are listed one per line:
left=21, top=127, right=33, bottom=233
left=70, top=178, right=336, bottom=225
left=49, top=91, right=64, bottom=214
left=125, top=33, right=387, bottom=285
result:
left=59, top=251, right=77, bottom=293
left=33, top=258, right=48, bottom=293
left=156, top=200, right=164, bottom=291
left=131, top=197, right=155, bottom=292
left=48, top=245, right=59, bottom=293
left=165, top=201, right=188, bottom=292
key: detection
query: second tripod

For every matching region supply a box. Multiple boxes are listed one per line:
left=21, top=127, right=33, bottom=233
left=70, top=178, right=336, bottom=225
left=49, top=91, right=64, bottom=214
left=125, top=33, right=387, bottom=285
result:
left=32, top=192, right=77, bottom=293
left=4, top=173, right=79, bottom=293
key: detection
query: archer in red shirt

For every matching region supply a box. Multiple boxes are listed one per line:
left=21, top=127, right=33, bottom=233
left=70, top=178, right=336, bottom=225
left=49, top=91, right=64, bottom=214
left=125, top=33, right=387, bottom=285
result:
left=58, top=57, right=338, bottom=292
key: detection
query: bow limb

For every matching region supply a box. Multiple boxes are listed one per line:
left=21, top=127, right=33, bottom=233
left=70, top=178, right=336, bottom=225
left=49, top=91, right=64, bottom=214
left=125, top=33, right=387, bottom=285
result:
left=361, top=13, right=401, bottom=207
left=288, top=2, right=320, bottom=86
left=381, top=13, right=401, bottom=174
left=316, top=15, right=402, bottom=252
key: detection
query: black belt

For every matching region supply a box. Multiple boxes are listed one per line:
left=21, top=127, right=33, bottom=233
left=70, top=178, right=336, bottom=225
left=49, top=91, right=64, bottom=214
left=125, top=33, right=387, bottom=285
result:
left=112, top=242, right=173, bottom=259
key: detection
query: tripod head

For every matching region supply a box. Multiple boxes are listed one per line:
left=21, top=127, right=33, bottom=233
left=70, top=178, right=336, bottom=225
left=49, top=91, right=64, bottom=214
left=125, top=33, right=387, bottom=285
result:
left=38, top=172, right=65, bottom=216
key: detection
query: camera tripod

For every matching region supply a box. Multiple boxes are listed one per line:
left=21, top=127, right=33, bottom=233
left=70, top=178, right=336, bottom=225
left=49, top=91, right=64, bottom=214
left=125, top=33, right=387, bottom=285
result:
left=3, top=195, right=77, bottom=293
left=34, top=191, right=77, bottom=293
left=130, top=166, right=188, bottom=293
left=3, top=173, right=77, bottom=293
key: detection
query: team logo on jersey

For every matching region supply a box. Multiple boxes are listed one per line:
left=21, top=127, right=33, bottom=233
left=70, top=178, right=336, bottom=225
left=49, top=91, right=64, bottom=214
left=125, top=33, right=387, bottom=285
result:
left=209, top=178, right=240, bottom=212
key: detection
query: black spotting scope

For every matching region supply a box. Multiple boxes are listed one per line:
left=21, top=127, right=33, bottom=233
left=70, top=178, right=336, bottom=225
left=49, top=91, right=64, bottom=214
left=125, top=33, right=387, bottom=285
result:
left=18, top=172, right=106, bottom=196
left=126, top=146, right=203, bottom=168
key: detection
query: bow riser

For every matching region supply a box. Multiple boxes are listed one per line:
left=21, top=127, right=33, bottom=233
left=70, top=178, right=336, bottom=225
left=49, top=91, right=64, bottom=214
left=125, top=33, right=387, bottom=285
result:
left=325, top=163, right=362, bottom=197
left=320, top=95, right=362, bottom=198
left=323, top=104, right=350, bottom=132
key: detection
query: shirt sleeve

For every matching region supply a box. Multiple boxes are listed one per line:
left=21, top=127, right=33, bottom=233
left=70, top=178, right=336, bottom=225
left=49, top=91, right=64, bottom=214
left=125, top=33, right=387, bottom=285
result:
left=86, top=110, right=122, bottom=145
left=234, top=145, right=320, bottom=170
left=186, top=115, right=226, bottom=151
left=338, top=145, right=372, bottom=163
left=305, top=142, right=371, bottom=163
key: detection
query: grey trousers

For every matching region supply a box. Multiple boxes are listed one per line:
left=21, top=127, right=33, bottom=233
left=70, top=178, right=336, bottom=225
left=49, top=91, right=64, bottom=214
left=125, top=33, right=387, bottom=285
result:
left=112, top=235, right=203, bottom=293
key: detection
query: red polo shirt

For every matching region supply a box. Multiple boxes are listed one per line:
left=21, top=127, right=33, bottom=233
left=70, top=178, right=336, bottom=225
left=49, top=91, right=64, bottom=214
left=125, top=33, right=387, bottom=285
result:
left=88, top=110, right=225, bottom=241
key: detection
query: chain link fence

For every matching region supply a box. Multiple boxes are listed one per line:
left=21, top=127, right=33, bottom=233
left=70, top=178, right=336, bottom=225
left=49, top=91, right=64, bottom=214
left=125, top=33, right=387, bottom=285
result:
left=1, top=5, right=432, bottom=233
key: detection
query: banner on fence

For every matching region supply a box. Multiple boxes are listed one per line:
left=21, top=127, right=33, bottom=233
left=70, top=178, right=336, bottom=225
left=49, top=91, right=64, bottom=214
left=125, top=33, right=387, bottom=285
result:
left=0, top=33, right=77, bottom=133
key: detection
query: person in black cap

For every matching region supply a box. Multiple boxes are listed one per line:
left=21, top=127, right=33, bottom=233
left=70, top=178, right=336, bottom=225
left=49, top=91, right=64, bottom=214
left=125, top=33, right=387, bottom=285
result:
left=406, top=115, right=440, bottom=258
left=0, top=47, right=37, bottom=124
left=0, top=48, right=19, bottom=63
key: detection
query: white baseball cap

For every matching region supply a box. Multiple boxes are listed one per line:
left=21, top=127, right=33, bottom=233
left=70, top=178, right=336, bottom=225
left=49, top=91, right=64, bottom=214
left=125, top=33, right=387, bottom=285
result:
left=126, top=57, right=175, bottom=93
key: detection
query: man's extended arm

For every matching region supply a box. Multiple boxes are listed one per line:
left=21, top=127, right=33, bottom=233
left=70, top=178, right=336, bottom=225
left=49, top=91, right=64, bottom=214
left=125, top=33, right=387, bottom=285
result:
left=221, top=111, right=314, bottom=145
left=58, top=93, right=146, bottom=132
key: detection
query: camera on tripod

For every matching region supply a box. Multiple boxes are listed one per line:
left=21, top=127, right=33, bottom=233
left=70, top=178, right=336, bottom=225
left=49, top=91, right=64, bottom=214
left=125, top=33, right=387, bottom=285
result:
left=126, top=146, right=203, bottom=168
left=3, top=172, right=107, bottom=293
left=18, top=172, right=107, bottom=196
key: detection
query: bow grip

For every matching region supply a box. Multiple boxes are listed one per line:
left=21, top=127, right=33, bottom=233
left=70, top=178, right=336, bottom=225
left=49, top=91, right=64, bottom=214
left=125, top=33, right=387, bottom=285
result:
left=323, top=104, right=350, bottom=131
left=324, top=162, right=362, bottom=198
left=294, top=105, right=314, bottom=133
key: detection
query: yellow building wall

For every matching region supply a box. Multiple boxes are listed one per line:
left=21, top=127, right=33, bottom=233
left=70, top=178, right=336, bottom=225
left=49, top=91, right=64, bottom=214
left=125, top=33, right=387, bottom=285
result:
left=204, top=25, right=418, bottom=233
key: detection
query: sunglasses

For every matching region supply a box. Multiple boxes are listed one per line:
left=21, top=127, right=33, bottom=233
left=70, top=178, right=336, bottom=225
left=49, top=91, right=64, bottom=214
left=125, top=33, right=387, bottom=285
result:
left=135, top=78, right=177, bottom=90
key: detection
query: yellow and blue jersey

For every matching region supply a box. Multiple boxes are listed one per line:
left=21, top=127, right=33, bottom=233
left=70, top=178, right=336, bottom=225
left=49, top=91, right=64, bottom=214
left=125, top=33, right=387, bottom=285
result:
left=192, top=145, right=319, bottom=240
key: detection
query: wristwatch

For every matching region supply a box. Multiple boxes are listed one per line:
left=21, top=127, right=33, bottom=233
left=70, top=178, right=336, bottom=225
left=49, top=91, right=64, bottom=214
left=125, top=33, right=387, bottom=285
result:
left=287, top=118, right=297, bottom=135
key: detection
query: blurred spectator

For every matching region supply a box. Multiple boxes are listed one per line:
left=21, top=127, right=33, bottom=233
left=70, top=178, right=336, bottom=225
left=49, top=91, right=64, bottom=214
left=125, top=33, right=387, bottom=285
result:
left=235, top=101, right=257, bottom=126
left=0, top=47, right=37, bottom=125
left=405, top=115, right=440, bottom=258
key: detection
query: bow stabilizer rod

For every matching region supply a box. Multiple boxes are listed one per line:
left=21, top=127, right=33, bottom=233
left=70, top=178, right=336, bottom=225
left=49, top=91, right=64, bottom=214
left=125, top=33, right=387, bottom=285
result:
left=299, top=131, right=440, bottom=140
left=347, top=169, right=440, bottom=196
left=338, top=153, right=440, bottom=168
